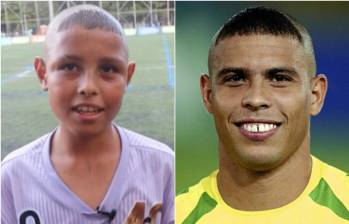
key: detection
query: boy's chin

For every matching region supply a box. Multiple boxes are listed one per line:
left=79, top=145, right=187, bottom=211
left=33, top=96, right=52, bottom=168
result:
left=61, top=122, right=114, bottom=137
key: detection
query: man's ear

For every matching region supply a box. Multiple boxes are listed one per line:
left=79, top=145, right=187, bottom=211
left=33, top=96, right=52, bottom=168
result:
left=126, top=62, right=136, bottom=85
left=34, top=57, right=48, bottom=91
left=200, top=74, right=214, bottom=113
left=310, top=74, right=328, bottom=116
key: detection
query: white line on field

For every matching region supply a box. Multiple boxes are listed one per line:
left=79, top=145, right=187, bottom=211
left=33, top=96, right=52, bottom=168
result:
left=136, top=65, right=167, bottom=71
left=16, top=69, right=32, bottom=78
left=2, top=67, right=34, bottom=84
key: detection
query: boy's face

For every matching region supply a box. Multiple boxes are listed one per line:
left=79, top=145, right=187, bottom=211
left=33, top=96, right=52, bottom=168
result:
left=35, top=26, right=134, bottom=136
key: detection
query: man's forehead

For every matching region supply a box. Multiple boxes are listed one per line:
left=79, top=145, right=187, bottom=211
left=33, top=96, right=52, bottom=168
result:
left=215, top=34, right=303, bottom=54
left=211, top=35, right=307, bottom=71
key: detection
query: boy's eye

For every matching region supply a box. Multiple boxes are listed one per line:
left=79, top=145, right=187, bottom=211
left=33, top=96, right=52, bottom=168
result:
left=60, top=63, right=78, bottom=72
left=100, top=64, right=117, bottom=74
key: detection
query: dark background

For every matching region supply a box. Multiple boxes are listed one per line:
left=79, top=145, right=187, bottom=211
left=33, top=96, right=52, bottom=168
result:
left=176, top=2, right=349, bottom=192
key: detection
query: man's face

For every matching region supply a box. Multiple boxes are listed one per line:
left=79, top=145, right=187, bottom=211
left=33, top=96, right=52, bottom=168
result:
left=35, top=26, right=134, bottom=136
left=201, top=35, right=326, bottom=171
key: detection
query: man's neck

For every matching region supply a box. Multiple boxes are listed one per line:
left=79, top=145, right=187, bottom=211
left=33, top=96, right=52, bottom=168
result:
left=217, top=145, right=312, bottom=211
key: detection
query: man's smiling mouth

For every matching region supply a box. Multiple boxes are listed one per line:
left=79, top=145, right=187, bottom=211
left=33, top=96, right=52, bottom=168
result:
left=235, top=120, right=282, bottom=141
left=241, top=123, right=277, bottom=133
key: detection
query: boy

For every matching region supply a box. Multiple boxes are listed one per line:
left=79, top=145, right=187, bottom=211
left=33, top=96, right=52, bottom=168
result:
left=1, top=5, right=174, bottom=224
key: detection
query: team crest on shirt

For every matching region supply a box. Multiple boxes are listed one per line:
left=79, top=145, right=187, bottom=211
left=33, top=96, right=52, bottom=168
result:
left=19, top=210, right=41, bottom=224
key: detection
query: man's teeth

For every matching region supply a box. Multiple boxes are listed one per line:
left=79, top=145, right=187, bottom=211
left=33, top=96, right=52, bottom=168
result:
left=75, top=106, right=101, bottom=113
left=242, top=123, right=277, bottom=133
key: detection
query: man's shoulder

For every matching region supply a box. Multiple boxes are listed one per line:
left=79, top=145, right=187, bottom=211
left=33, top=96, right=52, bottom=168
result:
left=176, top=170, right=218, bottom=199
left=315, top=156, right=349, bottom=189
left=176, top=171, right=219, bottom=223
left=311, top=156, right=349, bottom=212
left=176, top=179, right=206, bottom=201
left=120, top=126, right=174, bottom=157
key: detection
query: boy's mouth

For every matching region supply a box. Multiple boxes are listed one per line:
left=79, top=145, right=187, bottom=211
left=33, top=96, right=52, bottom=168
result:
left=72, top=104, right=104, bottom=114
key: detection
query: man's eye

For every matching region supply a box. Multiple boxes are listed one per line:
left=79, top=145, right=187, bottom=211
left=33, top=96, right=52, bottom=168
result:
left=223, top=74, right=246, bottom=86
left=60, top=63, right=78, bottom=72
left=100, top=64, right=117, bottom=73
left=270, top=74, right=292, bottom=82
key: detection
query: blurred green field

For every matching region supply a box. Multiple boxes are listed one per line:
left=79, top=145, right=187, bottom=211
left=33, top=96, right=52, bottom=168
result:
left=1, top=33, right=174, bottom=158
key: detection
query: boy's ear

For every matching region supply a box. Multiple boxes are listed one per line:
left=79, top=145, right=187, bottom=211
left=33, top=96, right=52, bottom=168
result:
left=200, top=74, right=214, bottom=113
left=34, top=57, right=48, bottom=91
left=310, top=74, right=328, bottom=116
left=126, top=62, right=136, bottom=85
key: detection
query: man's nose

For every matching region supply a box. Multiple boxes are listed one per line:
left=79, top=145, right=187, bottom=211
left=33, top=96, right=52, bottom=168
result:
left=241, top=80, right=271, bottom=111
left=77, top=70, right=98, bottom=97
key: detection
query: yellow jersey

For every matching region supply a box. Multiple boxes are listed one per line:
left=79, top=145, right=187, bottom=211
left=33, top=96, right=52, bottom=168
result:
left=176, top=156, right=349, bottom=223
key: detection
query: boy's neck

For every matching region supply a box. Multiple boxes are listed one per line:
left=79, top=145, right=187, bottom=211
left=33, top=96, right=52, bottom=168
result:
left=51, top=124, right=120, bottom=159
left=50, top=124, right=121, bottom=209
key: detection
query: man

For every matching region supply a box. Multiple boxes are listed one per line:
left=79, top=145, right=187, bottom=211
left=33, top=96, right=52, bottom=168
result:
left=176, top=6, right=349, bottom=224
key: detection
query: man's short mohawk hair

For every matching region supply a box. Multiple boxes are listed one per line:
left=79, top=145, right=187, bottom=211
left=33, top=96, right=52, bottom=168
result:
left=215, top=6, right=303, bottom=45
left=208, top=6, right=317, bottom=76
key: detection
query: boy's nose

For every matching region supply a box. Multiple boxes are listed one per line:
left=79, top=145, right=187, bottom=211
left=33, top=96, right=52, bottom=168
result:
left=78, top=73, right=98, bottom=97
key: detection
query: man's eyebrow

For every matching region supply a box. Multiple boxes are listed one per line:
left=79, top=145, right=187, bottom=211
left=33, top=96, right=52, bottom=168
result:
left=216, top=67, right=248, bottom=78
left=215, top=67, right=300, bottom=79
left=266, top=67, right=299, bottom=77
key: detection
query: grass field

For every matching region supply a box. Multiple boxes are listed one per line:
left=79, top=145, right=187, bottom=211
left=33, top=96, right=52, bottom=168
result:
left=1, top=33, right=174, bottom=159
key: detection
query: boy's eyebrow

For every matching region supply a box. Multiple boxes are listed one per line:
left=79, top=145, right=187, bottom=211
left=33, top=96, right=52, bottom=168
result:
left=61, top=55, right=83, bottom=62
left=98, top=56, right=126, bottom=64
left=57, top=55, right=126, bottom=65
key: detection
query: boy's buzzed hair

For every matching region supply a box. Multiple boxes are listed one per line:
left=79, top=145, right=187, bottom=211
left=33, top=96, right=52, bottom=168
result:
left=208, top=6, right=316, bottom=76
left=45, top=4, right=128, bottom=58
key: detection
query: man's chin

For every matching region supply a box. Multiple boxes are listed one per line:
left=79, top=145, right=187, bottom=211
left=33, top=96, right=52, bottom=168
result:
left=237, top=153, right=285, bottom=172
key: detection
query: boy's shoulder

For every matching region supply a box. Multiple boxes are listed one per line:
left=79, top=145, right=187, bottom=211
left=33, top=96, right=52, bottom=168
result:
left=119, top=126, right=174, bottom=157
left=2, top=133, right=50, bottom=168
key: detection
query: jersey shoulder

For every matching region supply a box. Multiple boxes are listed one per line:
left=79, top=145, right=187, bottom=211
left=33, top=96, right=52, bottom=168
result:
left=120, top=126, right=174, bottom=157
left=310, top=157, right=349, bottom=219
left=2, top=133, right=50, bottom=171
left=119, top=126, right=174, bottom=184
left=176, top=171, right=219, bottom=224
